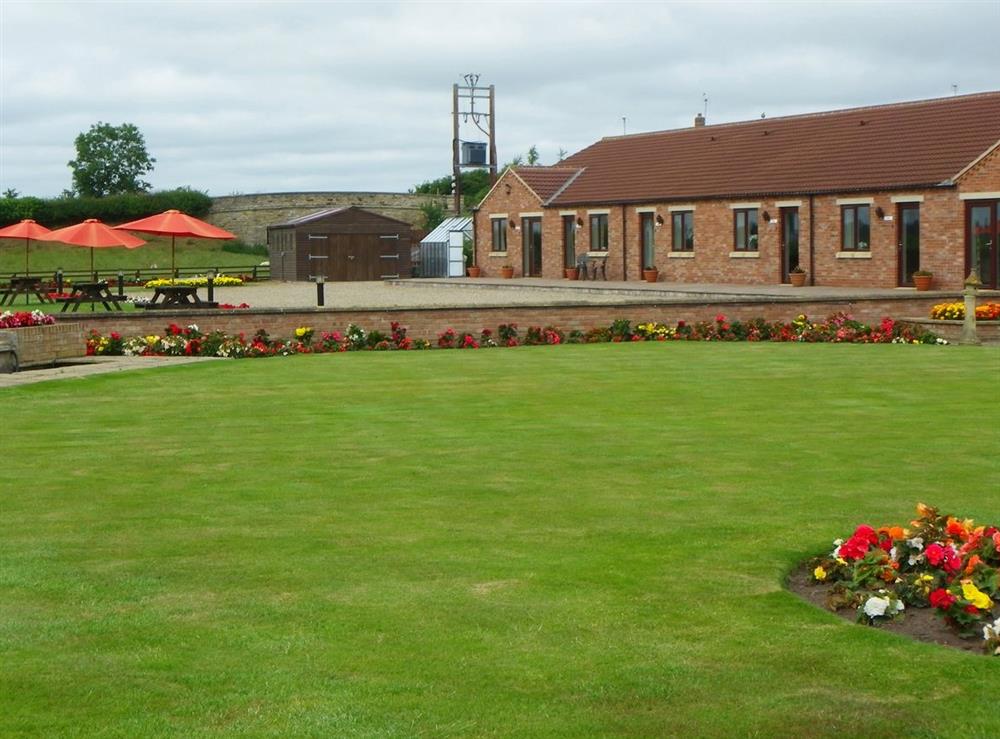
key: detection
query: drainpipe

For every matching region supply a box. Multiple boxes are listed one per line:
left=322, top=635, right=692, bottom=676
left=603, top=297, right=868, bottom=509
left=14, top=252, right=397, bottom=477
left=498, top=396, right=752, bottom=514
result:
left=808, top=194, right=816, bottom=286
left=622, top=205, right=628, bottom=281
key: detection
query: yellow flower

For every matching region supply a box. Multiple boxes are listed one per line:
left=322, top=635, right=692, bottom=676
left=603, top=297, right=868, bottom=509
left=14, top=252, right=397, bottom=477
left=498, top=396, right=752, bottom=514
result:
left=813, top=566, right=827, bottom=581
left=961, top=580, right=993, bottom=610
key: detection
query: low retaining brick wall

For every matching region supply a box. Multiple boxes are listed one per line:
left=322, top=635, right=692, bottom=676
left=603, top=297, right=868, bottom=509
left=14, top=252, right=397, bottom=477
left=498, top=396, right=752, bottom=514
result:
left=0, top=322, right=86, bottom=370
left=70, top=295, right=947, bottom=342
left=898, top=318, right=1000, bottom=344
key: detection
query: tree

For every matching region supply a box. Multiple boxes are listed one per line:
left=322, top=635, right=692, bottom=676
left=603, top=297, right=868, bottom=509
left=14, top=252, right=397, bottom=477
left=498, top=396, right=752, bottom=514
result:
left=68, top=122, right=156, bottom=197
left=526, top=145, right=540, bottom=165
left=419, top=201, right=446, bottom=231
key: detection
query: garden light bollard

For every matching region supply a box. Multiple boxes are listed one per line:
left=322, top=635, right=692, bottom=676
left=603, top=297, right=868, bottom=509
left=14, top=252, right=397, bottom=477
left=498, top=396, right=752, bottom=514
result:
left=117, top=271, right=125, bottom=298
left=960, top=273, right=981, bottom=346
left=207, top=271, right=215, bottom=303
left=316, top=274, right=325, bottom=307
left=55, top=269, right=63, bottom=294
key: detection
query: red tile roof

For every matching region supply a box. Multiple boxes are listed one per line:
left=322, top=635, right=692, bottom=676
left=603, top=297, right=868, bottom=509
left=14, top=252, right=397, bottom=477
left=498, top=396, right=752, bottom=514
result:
left=511, top=166, right=582, bottom=202
left=548, top=92, right=1000, bottom=205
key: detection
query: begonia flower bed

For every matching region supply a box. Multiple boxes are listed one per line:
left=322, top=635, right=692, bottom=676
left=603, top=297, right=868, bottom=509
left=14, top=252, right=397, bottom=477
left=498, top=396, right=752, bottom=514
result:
left=0, top=310, right=56, bottom=329
left=789, top=505, right=999, bottom=656
left=85, top=313, right=947, bottom=358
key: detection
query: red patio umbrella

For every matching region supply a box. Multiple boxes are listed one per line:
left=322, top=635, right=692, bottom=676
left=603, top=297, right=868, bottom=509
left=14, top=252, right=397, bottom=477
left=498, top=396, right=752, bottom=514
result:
left=0, top=219, right=52, bottom=275
left=115, top=209, right=235, bottom=278
left=39, top=218, right=146, bottom=276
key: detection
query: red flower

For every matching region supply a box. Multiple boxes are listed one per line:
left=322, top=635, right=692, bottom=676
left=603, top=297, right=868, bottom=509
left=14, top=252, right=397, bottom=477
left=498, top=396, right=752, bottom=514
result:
left=854, top=525, right=878, bottom=544
left=925, top=542, right=945, bottom=566
left=964, top=605, right=979, bottom=615
left=929, top=589, right=956, bottom=610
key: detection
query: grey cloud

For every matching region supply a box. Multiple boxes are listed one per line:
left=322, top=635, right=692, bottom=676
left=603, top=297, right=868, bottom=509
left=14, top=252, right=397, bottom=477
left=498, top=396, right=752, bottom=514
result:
left=1, top=0, right=997, bottom=198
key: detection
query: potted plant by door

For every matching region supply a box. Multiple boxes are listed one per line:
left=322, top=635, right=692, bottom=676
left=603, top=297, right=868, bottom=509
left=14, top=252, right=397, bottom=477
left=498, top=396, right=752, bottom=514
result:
left=789, top=266, right=807, bottom=287
left=565, top=266, right=579, bottom=280
left=500, top=265, right=514, bottom=279
left=467, top=265, right=481, bottom=278
left=642, top=267, right=659, bottom=283
left=912, top=270, right=933, bottom=291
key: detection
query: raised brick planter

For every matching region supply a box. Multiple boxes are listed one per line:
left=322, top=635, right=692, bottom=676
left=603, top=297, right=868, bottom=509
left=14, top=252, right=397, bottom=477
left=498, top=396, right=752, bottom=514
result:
left=899, top=318, right=1000, bottom=344
left=0, top=322, right=86, bottom=371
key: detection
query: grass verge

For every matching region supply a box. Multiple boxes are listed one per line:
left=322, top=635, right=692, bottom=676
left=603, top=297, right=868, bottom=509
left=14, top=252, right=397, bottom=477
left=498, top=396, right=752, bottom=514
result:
left=1, top=343, right=998, bottom=736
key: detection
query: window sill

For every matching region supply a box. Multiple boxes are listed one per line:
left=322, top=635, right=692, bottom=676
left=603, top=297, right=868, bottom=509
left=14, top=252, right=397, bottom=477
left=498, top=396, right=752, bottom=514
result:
left=835, top=251, right=872, bottom=259
left=668, top=252, right=695, bottom=259
left=488, top=252, right=509, bottom=258
left=729, top=251, right=760, bottom=258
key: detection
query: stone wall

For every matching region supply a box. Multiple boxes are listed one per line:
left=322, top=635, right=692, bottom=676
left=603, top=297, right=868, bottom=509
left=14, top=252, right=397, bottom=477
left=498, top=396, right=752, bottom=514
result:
left=209, top=192, right=454, bottom=247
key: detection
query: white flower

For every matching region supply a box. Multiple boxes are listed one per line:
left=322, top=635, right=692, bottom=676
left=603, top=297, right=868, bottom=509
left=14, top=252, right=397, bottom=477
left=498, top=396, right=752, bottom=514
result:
left=984, top=618, right=1000, bottom=641
left=889, top=546, right=898, bottom=562
left=908, top=553, right=924, bottom=566
left=907, top=537, right=924, bottom=550
left=863, top=597, right=890, bottom=618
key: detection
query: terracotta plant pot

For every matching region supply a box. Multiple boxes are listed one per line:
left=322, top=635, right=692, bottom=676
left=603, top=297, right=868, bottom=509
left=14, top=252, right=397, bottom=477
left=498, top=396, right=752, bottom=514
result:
left=642, top=268, right=659, bottom=283
left=500, top=266, right=514, bottom=279
left=789, top=271, right=807, bottom=287
left=913, top=274, right=933, bottom=291
left=565, top=267, right=579, bottom=280
left=467, top=266, right=481, bottom=278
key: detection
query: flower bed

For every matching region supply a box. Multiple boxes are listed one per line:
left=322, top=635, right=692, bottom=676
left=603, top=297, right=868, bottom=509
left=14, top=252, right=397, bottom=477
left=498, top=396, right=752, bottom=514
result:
left=930, top=302, right=1000, bottom=321
left=794, top=504, right=998, bottom=656
left=143, top=275, right=244, bottom=288
left=0, top=310, right=56, bottom=329
left=84, top=313, right=947, bottom=359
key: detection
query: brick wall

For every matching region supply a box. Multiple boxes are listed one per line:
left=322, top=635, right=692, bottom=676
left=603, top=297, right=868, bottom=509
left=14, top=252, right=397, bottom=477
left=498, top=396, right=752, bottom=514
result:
left=209, top=192, right=453, bottom=246
left=1, top=323, right=85, bottom=367
left=73, top=295, right=950, bottom=344
left=957, top=144, right=1000, bottom=191
left=473, top=174, right=989, bottom=290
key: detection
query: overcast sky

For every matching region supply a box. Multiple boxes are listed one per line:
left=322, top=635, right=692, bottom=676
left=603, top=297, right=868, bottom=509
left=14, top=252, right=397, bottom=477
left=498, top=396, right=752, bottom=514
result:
left=1, top=0, right=997, bottom=199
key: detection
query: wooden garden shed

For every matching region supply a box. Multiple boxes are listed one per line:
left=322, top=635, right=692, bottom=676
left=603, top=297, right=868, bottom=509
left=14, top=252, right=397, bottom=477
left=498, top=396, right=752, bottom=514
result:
left=267, top=206, right=412, bottom=281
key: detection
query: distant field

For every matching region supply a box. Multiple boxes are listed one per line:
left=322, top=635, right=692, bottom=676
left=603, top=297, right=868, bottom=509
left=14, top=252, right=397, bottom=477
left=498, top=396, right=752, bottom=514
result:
left=0, top=236, right=264, bottom=277
left=1, top=344, right=998, bottom=736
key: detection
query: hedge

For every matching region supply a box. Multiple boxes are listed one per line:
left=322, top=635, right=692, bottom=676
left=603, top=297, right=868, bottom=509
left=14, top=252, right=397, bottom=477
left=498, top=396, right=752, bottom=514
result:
left=0, top=188, right=213, bottom=228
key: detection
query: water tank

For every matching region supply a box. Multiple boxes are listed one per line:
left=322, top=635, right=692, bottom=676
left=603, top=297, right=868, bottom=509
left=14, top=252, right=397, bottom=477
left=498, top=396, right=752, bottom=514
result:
left=461, top=141, right=488, bottom=166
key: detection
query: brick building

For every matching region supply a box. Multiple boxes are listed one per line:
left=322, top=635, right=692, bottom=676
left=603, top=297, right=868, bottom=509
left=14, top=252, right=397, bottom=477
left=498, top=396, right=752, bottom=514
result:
left=473, top=92, right=1000, bottom=290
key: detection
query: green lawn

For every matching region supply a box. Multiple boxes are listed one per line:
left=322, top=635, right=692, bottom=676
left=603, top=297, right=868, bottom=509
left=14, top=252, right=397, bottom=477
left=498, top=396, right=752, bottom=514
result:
left=1, top=344, right=998, bottom=736
left=0, top=237, right=263, bottom=277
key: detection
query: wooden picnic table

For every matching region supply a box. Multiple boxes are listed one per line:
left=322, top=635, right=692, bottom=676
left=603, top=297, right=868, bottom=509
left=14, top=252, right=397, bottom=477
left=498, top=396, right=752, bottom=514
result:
left=57, top=281, right=126, bottom=312
left=144, top=285, right=218, bottom=309
left=0, top=276, right=53, bottom=306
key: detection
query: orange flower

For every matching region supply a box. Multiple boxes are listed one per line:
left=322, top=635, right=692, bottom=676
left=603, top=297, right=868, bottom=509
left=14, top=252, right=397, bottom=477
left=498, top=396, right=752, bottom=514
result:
left=878, top=526, right=906, bottom=541
left=946, top=517, right=966, bottom=538
left=964, top=554, right=982, bottom=574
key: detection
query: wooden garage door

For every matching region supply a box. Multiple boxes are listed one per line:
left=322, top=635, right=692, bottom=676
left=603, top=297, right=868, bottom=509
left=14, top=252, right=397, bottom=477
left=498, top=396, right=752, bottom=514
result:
left=312, top=234, right=402, bottom=281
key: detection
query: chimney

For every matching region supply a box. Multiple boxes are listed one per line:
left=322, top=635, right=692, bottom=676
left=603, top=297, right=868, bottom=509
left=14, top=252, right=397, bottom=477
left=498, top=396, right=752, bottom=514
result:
left=694, top=113, right=706, bottom=127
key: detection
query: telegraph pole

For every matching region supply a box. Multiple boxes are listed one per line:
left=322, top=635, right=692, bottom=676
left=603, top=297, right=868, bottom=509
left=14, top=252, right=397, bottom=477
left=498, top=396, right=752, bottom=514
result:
left=452, top=74, right=497, bottom=214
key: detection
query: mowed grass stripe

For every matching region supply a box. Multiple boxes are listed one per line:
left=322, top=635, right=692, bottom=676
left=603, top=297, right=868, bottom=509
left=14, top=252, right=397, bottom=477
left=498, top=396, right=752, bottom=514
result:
left=1, top=343, right=998, bottom=736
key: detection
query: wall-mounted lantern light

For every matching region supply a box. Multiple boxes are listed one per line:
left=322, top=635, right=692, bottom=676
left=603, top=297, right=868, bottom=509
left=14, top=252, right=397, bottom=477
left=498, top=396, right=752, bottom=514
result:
left=761, top=210, right=772, bottom=223
left=875, top=206, right=885, bottom=219
left=655, top=214, right=665, bottom=228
